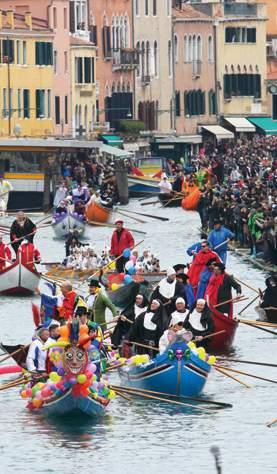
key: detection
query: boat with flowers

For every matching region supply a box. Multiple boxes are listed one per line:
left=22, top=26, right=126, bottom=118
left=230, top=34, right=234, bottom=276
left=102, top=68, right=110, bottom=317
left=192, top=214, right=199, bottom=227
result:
left=119, top=333, right=214, bottom=397
left=52, top=212, right=86, bottom=239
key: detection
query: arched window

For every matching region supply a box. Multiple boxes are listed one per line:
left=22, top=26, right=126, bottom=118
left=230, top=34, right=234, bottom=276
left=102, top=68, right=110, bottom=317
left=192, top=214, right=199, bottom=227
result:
left=192, top=34, right=197, bottom=61
left=135, top=0, right=139, bottom=16
left=154, top=40, right=158, bottom=77
left=197, top=35, right=202, bottom=62
left=115, top=15, right=119, bottom=50
left=174, top=34, right=178, bottom=63
left=153, top=0, right=157, bottom=16
left=188, top=35, right=192, bottom=62
left=136, top=41, right=140, bottom=76
left=75, top=105, right=78, bottom=129
left=145, top=0, right=149, bottom=16
left=168, top=40, right=172, bottom=77
left=146, top=40, right=150, bottom=75
left=78, top=105, right=82, bottom=129
left=184, top=35, right=188, bottom=62
left=208, top=35, right=214, bottom=62
left=119, top=15, right=124, bottom=48
left=112, top=16, right=116, bottom=49
left=84, top=105, right=88, bottom=132
left=124, top=15, right=129, bottom=48
left=141, top=41, right=145, bottom=77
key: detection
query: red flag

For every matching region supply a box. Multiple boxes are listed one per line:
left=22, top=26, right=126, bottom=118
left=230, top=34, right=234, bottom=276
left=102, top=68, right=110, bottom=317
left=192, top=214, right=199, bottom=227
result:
left=32, top=302, right=41, bottom=327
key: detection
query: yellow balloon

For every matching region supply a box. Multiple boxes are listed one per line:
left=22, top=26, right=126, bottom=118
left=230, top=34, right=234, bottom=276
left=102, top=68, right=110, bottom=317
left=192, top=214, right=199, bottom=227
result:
left=108, top=261, right=116, bottom=270
left=197, top=347, right=206, bottom=360
left=108, top=389, right=116, bottom=399
left=208, top=355, right=216, bottom=365
left=188, top=341, right=196, bottom=350
left=111, top=283, right=119, bottom=291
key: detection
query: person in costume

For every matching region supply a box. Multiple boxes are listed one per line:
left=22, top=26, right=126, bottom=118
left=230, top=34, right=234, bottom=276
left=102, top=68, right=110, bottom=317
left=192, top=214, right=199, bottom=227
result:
left=58, top=281, right=78, bottom=321
left=10, top=211, right=36, bottom=255
left=151, top=267, right=185, bottom=316
left=0, top=174, right=13, bottom=214
left=0, top=234, right=12, bottom=270
left=85, top=279, right=118, bottom=327
left=256, top=274, right=277, bottom=320
left=46, top=321, right=61, bottom=344
left=17, top=236, right=41, bottom=270
left=207, top=220, right=234, bottom=264
left=169, top=297, right=188, bottom=325
left=205, top=263, right=242, bottom=316
left=175, top=273, right=195, bottom=309
left=187, top=241, right=221, bottom=292
left=159, top=314, right=193, bottom=354
left=26, top=326, right=49, bottom=373
left=196, top=258, right=217, bottom=300
left=183, top=299, right=214, bottom=346
left=110, top=220, right=135, bottom=273
left=128, top=299, right=168, bottom=357
left=111, top=294, right=148, bottom=348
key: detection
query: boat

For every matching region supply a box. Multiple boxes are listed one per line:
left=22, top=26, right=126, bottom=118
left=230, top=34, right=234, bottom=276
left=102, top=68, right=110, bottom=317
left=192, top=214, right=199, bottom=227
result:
left=119, top=336, right=211, bottom=397
left=52, top=212, right=86, bottom=239
left=158, top=193, right=182, bottom=207
left=41, top=389, right=108, bottom=417
left=0, top=343, right=29, bottom=367
left=128, top=175, right=161, bottom=197
left=85, top=201, right=111, bottom=224
left=0, top=261, right=40, bottom=296
left=209, top=306, right=238, bottom=353
left=264, top=307, right=277, bottom=324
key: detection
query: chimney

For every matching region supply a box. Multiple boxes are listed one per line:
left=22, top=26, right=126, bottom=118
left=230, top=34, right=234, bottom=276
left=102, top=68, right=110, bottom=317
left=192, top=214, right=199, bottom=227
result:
left=0, top=11, right=2, bottom=30
left=25, top=11, right=32, bottom=30
left=7, top=10, right=14, bottom=29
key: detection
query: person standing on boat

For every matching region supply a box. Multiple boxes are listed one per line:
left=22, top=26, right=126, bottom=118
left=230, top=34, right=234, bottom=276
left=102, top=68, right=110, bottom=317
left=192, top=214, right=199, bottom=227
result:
left=111, top=294, right=148, bottom=348
left=58, top=281, right=78, bottom=322
left=0, top=234, right=12, bottom=270
left=86, top=279, right=118, bottom=327
left=257, top=274, right=277, bottom=320
left=159, top=175, right=173, bottom=194
left=53, top=182, right=68, bottom=209
left=183, top=299, right=214, bottom=346
left=207, top=220, right=234, bottom=264
left=26, top=326, right=49, bottom=373
left=110, top=220, right=135, bottom=273
left=205, top=263, right=242, bottom=316
left=10, top=211, right=36, bottom=255
left=18, top=236, right=41, bottom=270
left=0, top=174, right=13, bottom=214
left=187, top=241, right=221, bottom=292
left=175, top=273, right=195, bottom=309
left=128, top=300, right=168, bottom=357
left=151, top=267, right=185, bottom=315
left=196, top=258, right=217, bottom=300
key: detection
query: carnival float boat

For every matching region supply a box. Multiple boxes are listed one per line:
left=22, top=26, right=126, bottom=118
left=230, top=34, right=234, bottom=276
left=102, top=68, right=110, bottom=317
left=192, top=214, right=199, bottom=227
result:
left=119, top=336, right=212, bottom=397
left=85, top=201, right=111, bottom=224
left=52, top=212, right=86, bottom=239
left=40, top=388, right=108, bottom=417
left=0, top=261, right=40, bottom=296
left=209, top=306, right=238, bottom=353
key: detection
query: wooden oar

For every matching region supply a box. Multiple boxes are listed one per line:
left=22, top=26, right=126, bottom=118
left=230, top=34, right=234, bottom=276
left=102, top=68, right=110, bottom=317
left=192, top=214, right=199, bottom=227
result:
left=116, top=208, right=169, bottom=222
left=239, top=320, right=277, bottom=336
left=192, top=330, right=226, bottom=343
left=233, top=277, right=260, bottom=295
left=0, top=345, right=29, bottom=364
left=239, top=319, right=277, bottom=328
left=140, top=200, right=160, bottom=206
left=266, top=417, right=277, bottom=428
left=215, top=366, right=251, bottom=388
left=216, top=357, right=277, bottom=369
left=214, top=295, right=247, bottom=309
left=113, top=208, right=147, bottom=224
left=88, top=220, right=147, bottom=235
left=238, top=294, right=260, bottom=315
left=127, top=340, right=160, bottom=352
left=110, top=384, right=232, bottom=409
left=216, top=364, right=277, bottom=385
left=162, top=196, right=183, bottom=208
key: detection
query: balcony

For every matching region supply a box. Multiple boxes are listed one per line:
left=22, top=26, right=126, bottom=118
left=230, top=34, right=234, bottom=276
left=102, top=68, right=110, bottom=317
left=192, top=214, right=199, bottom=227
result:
left=224, top=3, right=257, bottom=17
left=141, top=75, right=151, bottom=86
left=192, top=60, right=201, bottom=78
left=112, top=48, right=139, bottom=71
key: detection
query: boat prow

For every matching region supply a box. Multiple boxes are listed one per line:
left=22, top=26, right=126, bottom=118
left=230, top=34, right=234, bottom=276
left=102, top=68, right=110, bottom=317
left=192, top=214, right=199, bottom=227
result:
left=52, top=213, right=86, bottom=239
left=209, top=306, right=238, bottom=353
left=0, top=261, right=40, bottom=296
left=41, top=389, right=108, bottom=417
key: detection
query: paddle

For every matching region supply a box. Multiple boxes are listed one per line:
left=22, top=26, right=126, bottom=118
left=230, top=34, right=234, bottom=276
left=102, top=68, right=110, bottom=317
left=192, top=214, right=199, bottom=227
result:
left=238, top=319, right=277, bottom=328
left=140, top=200, right=160, bottom=206
left=214, top=295, right=248, bottom=309
left=161, top=196, right=183, bottom=208
left=116, top=208, right=169, bottom=222
left=215, top=366, right=251, bottom=388
left=238, top=294, right=260, bottom=315
left=113, top=208, right=147, bottom=224
left=126, top=340, right=160, bottom=352
left=233, top=277, right=260, bottom=295
left=216, top=364, right=277, bottom=385
left=192, top=330, right=226, bottom=343
left=87, top=220, right=147, bottom=235
left=216, top=357, right=277, bottom=369
left=266, top=418, right=277, bottom=428
left=239, top=320, right=277, bottom=336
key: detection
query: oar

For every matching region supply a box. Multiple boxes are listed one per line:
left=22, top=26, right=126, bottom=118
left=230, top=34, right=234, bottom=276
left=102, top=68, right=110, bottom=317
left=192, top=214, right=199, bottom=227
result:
left=216, top=364, right=277, bottom=385
left=6, top=221, right=52, bottom=247
left=238, top=294, right=260, bottom=315
left=140, top=200, right=160, bottom=206
left=216, top=357, right=277, bottom=369
left=113, top=208, right=147, bottom=224
left=239, top=321, right=277, bottom=336
left=88, top=220, right=147, bottom=235
left=233, top=277, right=260, bottom=295
left=161, top=196, right=183, bottom=208
left=214, top=295, right=247, bottom=309
left=266, top=418, right=277, bottom=428
left=116, top=208, right=169, bottom=222
left=0, top=345, right=29, bottom=364
left=238, top=319, right=277, bottom=328
left=192, top=330, right=226, bottom=343
left=213, top=239, right=229, bottom=251
left=110, top=384, right=232, bottom=409
left=126, top=340, right=160, bottom=352
left=215, top=366, right=251, bottom=388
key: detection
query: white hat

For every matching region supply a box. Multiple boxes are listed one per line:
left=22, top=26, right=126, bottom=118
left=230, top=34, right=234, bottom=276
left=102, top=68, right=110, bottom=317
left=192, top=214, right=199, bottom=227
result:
left=176, top=297, right=185, bottom=305
left=48, top=320, right=61, bottom=329
left=170, top=313, right=186, bottom=326
left=197, top=298, right=206, bottom=305
left=167, top=267, right=176, bottom=277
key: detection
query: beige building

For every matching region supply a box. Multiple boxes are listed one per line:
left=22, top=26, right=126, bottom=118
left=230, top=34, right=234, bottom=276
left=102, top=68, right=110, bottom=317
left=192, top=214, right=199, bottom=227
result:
left=70, top=36, right=97, bottom=137
left=133, top=0, right=173, bottom=132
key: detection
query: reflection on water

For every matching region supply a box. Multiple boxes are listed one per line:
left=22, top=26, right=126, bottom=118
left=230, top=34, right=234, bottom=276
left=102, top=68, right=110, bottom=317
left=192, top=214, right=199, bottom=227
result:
left=0, top=204, right=276, bottom=473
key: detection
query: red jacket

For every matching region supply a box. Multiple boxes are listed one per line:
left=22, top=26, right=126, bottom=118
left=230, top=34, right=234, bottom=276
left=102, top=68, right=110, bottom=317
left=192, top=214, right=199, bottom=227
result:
left=110, top=228, right=135, bottom=256
left=0, top=243, right=12, bottom=270
left=187, top=249, right=221, bottom=289
left=18, top=243, right=41, bottom=269
left=59, top=291, right=77, bottom=320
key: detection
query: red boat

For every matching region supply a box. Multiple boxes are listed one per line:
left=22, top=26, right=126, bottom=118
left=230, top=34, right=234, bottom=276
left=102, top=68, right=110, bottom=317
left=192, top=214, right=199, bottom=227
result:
left=209, top=306, right=238, bottom=353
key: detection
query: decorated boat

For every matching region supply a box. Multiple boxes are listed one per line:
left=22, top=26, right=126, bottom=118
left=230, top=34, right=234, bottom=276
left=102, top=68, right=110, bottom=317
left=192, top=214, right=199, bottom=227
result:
left=119, top=335, right=213, bottom=397
left=85, top=201, right=111, bottom=224
left=209, top=306, right=238, bottom=353
left=158, top=193, right=182, bottom=207
left=0, top=260, right=40, bottom=296
left=128, top=175, right=161, bottom=197
left=52, top=212, right=86, bottom=239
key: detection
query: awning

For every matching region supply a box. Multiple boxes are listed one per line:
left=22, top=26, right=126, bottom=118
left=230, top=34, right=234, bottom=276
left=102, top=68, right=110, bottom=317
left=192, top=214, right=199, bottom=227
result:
left=224, top=117, right=255, bottom=133
left=247, top=117, right=277, bottom=135
left=154, top=135, right=202, bottom=144
left=100, top=144, right=131, bottom=159
left=99, top=134, right=123, bottom=147
left=201, top=125, right=234, bottom=140
left=123, top=143, right=139, bottom=152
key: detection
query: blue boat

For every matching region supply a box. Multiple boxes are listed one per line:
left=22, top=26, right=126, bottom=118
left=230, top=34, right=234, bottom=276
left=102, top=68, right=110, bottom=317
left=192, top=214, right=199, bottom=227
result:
left=41, top=389, right=108, bottom=417
left=128, top=175, right=161, bottom=197
left=119, top=338, right=211, bottom=397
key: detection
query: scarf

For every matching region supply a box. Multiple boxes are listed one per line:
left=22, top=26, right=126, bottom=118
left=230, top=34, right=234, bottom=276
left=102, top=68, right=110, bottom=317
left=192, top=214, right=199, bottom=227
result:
left=188, top=309, right=206, bottom=331
left=205, top=273, right=225, bottom=307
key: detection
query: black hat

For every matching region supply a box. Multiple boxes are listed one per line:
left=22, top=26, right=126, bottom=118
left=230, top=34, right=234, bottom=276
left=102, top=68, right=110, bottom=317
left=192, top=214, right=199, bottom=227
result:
left=176, top=273, right=189, bottom=283
left=206, top=258, right=217, bottom=267
left=214, top=262, right=226, bottom=272
left=89, top=279, right=100, bottom=288
left=173, top=264, right=186, bottom=273
left=214, top=219, right=222, bottom=225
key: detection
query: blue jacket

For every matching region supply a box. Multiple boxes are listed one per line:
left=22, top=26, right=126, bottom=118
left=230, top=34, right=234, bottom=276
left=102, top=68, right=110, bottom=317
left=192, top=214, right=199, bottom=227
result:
left=186, top=241, right=202, bottom=257
left=196, top=268, right=213, bottom=299
left=207, top=227, right=234, bottom=252
left=183, top=284, right=195, bottom=309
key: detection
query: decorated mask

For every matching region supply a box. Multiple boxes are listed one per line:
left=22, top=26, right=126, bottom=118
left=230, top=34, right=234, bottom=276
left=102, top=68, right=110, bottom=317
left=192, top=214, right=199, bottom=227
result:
left=63, top=345, right=88, bottom=376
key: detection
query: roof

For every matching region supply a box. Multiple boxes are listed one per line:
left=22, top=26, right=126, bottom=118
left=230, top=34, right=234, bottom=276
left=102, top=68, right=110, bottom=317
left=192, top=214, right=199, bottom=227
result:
left=173, top=5, right=211, bottom=20
left=201, top=125, right=234, bottom=140
left=247, top=117, right=277, bottom=135
left=70, top=36, right=94, bottom=47
left=224, top=117, right=255, bottom=133
left=1, top=11, right=50, bottom=32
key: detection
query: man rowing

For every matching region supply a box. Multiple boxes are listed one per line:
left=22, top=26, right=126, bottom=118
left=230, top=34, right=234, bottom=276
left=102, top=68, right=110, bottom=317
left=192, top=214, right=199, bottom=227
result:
left=0, top=234, right=12, bottom=270
left=207, top=220, right=234, bottom=264
left=10, top=211, right=36, bottom=255
left=205, top=263, right=242, bottom=316
left=183, top=299, right=214, bottom=346
left=110, top=220, right=135, bottom=273
left=187, top=240, right=221, bottom=292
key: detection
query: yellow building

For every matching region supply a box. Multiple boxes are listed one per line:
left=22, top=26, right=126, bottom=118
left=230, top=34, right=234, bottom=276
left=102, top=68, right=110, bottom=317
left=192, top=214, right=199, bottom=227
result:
left=70, top=37, right=97, bottom=137
left=0, top=10, right=54, bottom=138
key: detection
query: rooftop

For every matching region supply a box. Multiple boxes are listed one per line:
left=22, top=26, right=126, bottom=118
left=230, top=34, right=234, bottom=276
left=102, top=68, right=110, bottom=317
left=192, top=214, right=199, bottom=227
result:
left=173, top=4, right=211, bottom=20
left=0, top=10, right=50, bottom=32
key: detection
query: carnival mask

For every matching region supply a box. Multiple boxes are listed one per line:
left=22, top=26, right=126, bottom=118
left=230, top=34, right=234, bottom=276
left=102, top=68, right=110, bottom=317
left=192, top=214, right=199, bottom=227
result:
left=63, top=345, right=88, bottom=376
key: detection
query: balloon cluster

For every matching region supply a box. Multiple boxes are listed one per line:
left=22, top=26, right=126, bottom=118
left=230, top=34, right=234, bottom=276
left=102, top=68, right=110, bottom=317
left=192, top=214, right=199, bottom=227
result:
left=167, top=342, right=216, bottom=365
left=125, top=354, right=150, bottom=367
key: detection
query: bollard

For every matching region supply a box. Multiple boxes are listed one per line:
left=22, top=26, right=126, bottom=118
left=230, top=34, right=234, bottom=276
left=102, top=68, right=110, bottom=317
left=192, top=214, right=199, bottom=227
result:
left=114, top=159, right=129, bottom=205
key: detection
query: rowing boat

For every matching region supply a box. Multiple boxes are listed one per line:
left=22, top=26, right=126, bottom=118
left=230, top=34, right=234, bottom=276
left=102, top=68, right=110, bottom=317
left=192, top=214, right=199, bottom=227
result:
left=119, top=336, right=211, bottom=397
left=0, top=261, right=40, bottom=296
left=209, top=306, right=238, bottom=353
left=52, top=213, right=86, bottom=239
left=41, top=389, right=108, bottom=417
left=85, top=201, right=111, bottom=223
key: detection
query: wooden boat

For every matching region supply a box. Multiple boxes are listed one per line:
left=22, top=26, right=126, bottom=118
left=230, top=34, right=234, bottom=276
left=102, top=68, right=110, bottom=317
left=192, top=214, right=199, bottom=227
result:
left=158, top=193, right=182, bottom=207
left=41, top=389, right=108, bottom=417
left=128, top=175, right=161, bottom=197
left=0, top=343, right=29, bottom=367
left=52, top=213, right=86, bottom=239
left=119, top=336, right=211, bottom=397
left=209, top=306, right=238, bottom=353
left=0, top=261, right=40, bottom=296
left=264, top=307, right=277, bottom=324
left=85, top=201, right=111, bottom=223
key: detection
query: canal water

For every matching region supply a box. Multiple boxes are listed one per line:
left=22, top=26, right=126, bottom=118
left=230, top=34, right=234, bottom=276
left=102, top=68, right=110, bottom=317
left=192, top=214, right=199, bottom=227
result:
left=0, top=201, right=276, bottom=474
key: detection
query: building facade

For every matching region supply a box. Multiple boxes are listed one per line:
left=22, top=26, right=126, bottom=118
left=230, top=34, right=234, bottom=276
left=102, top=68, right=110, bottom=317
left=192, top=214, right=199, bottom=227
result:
left=0, top=10, right=54, bottom=137
left=134, top=0, right=173, bottom=132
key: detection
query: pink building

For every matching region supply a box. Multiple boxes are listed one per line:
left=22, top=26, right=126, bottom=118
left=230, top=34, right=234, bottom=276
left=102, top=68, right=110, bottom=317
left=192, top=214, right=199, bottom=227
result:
left=173, top=5, right=216, bottom=136
left=2, top=0, right=71, bottom=136
left=89, top=0, right=138, bottom=128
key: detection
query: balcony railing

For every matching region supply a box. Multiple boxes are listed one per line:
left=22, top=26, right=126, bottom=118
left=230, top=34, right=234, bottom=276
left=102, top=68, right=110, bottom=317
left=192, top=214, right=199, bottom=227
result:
left=112, top=48, right=139, bottom=71
left=192, top=60, right=201, bottom=77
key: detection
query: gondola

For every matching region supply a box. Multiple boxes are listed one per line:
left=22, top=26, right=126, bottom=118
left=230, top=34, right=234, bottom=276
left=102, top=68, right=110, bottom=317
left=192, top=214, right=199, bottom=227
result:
left=158, top=193, right=182, bottom=207
left=119, top=336, right=211, bottom=397
left=85, top=201, right=111, bottom=223
left=0, top=261, right=40, bottom=296
left=52, top=212, right=86, bottom=239
left=209, top=306, right=238, bottom=353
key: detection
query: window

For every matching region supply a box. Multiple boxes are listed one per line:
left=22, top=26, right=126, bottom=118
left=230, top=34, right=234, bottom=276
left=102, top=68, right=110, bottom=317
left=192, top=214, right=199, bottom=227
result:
left=36, top=89, right=45, bottom=118
left=54, top=50, right=57, bottom=73
left=184, top=90, right=205, bottom=116
left=146, top=41, right=150, bottom=75
left=64, top=51, right=68, bottom=73
left=3, top=88, right=7, bottom=117
left=23, top=41, right=27, bottom=64
left=247, top=28, right=256, bottom=43
left=223, top=73, right=261, bottom=98
left=135, top=0, right=139, bottom=16
left=153, top=0, right=157, bottom=16
left=225, top=27, right=256, bottom=43
left=208, top=35, right=214, bottom=62
left=145, top=0, right=149, bottom=16
left=53, top=7, right=57, bottom=28
left=188, top=35, right=192, bottom=62
left=55, top=96, right=60, bottom=124
left=16, top=40, right=21, bottom=64
left=102, top=25, right=111, bottom=58
left=47, top=90, right=51, bottom=118
left=84, top=57, right=91, bottom=83
left=141, top=41, right=145, bottom=77
left=23, top=89, right=30, bottom=118
left=136, top=41, right=140, bottom=76
left=154, top=41, right=158, bottom=77
left=17, top=89, right=22, bottom=118
left=2, top=40, right=14, bottom=63
left=174, top=34, right=178, bottom=63
left=91, top=58, right=95, bottom=83
left=75, top=57, right=83, bottom=83
left=197, top=35, right=202, bottom=62
left=175, top=91, right=180, bottom=117
left=65, top=95, right=68, bottom=124
left=35, top=42, right=53, bottom=65
left=184, top=35, right=188, bottom=62
left=64, top=7, right=68, bottom=29
left=209, top=90, right=217, bottom=115
left=168, top=40, right=172, bottom=77
left=166, top=0, right=170, bottom=16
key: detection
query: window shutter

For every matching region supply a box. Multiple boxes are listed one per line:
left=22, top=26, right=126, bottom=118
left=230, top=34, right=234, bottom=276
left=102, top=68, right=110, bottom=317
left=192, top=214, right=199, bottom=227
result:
left=91, top=58, right=95, bottom=83
left=102, top=27, right=107, bottom=58
left=90, top=25, right=97, bottom=45
left=69, top=2, right=75, bottom=33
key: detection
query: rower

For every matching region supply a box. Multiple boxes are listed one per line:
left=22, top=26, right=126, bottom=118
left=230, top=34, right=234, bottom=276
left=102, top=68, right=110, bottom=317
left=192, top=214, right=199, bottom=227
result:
left=110, top=220, right=135, bottom=273
left=18, top=236, right=41, bottom=270
left=111, top=294, right=148, bottom=348
left=0, top=234, right=12, bottom=270
left=205, top=263, right=242, bottom=316
left=196, top=258, right=217, bottom=300
left=187, top=240, right=221, bottom=292
left=151, top=267, right=184, bottom=315
left=26, top=326, right=49, bottom=373
left=183, top=299, right=214, bottom=346
left=169, top=297, right=188, bottom=325
left=159, top=175, right=172, bottom=194
left=256, top=274, right=277, bottom=321
left=46, top=320, right=61, bottom=344
left=207, top=220, right=234, bottom=264
left=175, top=273, right=195, bottom=309
left=10, top=211, right=36, bottom=255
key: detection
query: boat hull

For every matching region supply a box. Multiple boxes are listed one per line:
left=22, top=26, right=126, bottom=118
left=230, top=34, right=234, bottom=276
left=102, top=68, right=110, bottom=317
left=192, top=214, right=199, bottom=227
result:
left=119, top=340, right=211, bottom=397
left=210, top=307, right=238, bottom=353
left=52, top=213, right=86, bottom=239
left=265, top=308, right=277, bottom=323
left=0, top=262, right=40, bottom=296
left=128, top=175, right=160, bottom=197
left=85, top=201, right=111, bottom=223
left=42, top=389, right=107, bottom=417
